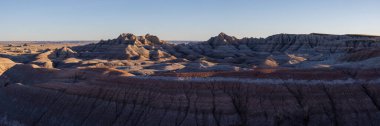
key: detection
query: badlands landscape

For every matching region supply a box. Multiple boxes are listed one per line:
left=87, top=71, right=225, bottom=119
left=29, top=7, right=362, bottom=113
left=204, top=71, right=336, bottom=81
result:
left=1, top=33, right=380, bottom=126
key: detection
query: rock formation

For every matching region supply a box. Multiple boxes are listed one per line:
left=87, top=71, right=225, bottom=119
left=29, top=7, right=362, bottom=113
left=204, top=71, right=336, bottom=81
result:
left=50, top=47, right=78, bottom=60
left=48, top=33, right=376, bottom=71
left=13, top=32, right=379, bottom=74
left=72, top=33, right=173, bottom=60
left=171, top=33, right=380, bottom=68
left=2, top=68, right=380, bottom=125
left=30, top=50, right=55, bottom=68
left=2, top=32, right=380, bottom=126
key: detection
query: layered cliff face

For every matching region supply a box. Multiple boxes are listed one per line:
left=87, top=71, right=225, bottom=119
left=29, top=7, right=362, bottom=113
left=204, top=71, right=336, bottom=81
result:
left=211, top=33, right=377, bottom=55
left=2, top=67, right=380, bottom=126
left=172, top=33, right=380, bottom=68
left=66, top=32, right=380, bottom=70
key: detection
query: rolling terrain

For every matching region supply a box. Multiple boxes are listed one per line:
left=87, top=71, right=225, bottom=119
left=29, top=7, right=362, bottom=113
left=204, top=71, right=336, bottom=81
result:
left=1, top=33, right=380, bottom=126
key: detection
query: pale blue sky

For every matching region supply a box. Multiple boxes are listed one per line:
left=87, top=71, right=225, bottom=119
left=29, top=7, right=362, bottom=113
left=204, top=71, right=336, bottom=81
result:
left=0, top=0, right=379, bottom=41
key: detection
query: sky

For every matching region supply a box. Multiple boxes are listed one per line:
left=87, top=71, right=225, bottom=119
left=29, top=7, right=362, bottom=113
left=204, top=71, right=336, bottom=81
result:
left=0, top=0, right=379, bottom=41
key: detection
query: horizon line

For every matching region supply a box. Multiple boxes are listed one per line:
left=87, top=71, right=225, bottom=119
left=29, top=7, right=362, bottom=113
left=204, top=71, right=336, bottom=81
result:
left=0, top=32, right=379, bottom=42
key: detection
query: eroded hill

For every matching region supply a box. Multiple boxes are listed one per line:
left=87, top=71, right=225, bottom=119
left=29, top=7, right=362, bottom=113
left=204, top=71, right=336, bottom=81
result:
left=12, top=32, right=378, bottom=75
left=1, top=33, right=380, bottom=126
